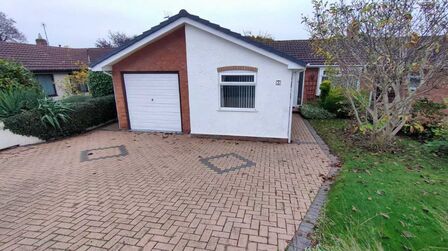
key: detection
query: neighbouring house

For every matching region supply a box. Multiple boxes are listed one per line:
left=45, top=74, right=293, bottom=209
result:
left=264, top=39, right=448, bottom=107
left=0, top=35, right=113, bottom=98
left=91, top=10, right=447, bottom=141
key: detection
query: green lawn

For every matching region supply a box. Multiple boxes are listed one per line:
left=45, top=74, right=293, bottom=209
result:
left=309, top=119, right=448, bottom=251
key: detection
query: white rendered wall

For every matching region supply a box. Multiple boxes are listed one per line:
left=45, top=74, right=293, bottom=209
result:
left=185, top=25, right=293, bottom=139
left=0, top=122, right=43, bottom=150
left=53, top=73, right=69, bottom=99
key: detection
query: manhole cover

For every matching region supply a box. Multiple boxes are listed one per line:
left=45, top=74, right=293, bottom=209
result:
left=80, top=145, right=128, bottom=162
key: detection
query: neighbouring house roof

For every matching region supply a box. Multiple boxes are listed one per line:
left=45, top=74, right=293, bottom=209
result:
left=91, top=9, right=307, bottom=69
left=0, top=41, right=113, bottom=72
left=263, top=40, right=326, bottom=66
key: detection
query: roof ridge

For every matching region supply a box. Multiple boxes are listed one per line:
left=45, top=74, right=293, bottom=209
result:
left=0, top=41, right=103, bottom=50
left=271, top=39, right=312, bottom=42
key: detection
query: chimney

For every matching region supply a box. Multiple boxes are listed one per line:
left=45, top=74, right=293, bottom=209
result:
left=35, top=33, right=48, bottom=46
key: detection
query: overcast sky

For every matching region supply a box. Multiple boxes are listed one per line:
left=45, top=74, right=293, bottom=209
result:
left=2, top=0, right=315, bottom=48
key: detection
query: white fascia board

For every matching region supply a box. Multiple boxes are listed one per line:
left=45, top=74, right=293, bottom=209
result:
left=101, top=66, right=112, bottom=71
left=91, top=17, right=304, bottom=71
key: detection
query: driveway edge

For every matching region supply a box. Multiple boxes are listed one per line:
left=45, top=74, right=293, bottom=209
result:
left=287, top=118, right=340, bottom=251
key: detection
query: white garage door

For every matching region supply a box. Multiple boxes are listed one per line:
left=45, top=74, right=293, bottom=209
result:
left=124, top=73, right=182, bottom=132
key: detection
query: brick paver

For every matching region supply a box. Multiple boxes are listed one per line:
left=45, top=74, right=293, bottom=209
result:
left=0, top=114, right=331, bottom=250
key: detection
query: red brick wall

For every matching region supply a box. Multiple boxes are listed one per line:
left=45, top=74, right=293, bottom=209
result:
left=303, top=68, right=319, bottom=102
left=217, top=66, right=258, bottom=72
left=112, top=26, right=190, bottom=133
left=302, top=67, right=447, bottom=108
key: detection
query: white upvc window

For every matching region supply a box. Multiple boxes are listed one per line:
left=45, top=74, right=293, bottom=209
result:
left=316, top=66, right=361, bottom=95
left=316, top=67, right=339, bottom=95
left=219, top=72, right=256, bottom=110
left=316, top=68, right=325, bottom=96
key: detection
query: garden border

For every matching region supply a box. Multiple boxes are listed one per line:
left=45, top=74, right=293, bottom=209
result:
left=288, top=117, right=340, bottom=251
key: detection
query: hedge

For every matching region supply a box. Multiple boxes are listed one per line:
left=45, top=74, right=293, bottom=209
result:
left=87, top=72, right=114, bottom=97
left=300, top=103, right=336, bottom=119
left=61, top=95, right=93, bottom=104
left=3, top=95, right=116, bottom=140
left=0, top=59, right=39, bottom=90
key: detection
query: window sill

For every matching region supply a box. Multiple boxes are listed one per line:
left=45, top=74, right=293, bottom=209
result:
left=217, top=108, right=258, bottom=112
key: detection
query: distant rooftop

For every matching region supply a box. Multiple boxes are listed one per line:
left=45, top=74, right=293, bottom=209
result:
left=0, top=41, right=113, bottom=72
left=262, top=39, right=325, bottom=66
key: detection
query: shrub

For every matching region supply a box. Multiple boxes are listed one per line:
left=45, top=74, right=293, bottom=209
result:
left=321, top=86, right=351, bottom=118
left=87, top=71, right=113, bottom=97
left=3, top=95, right=116, bottom=140
left=61, top=95, right=92, bottom=104
left=0, top=86, right=44, bottom=118
left=425, top=122, right=448, bottom=157
left=0, top=59, right=38, bottom=90
left=37, top=98, right=72, bottom=129
left=413, top=98, right=446, bottom=112
left=63, top=63, right=89, bottom=95
left=402, top=98, right=446, bottom=139
left=300, top=103, right=336, bottom=119
left=319, top=80, right=331, bottom=102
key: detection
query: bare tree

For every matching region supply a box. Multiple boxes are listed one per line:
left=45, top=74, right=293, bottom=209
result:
left=243, top=31, right=274, bottom=43
left=95, top=31, right=135, bottom=48
left=0, top=12, right=26, bottom=42
left=303, top=0, right=448, bottom=147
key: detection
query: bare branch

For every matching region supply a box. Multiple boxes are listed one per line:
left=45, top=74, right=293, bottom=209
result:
left=0, top=12, right=26, bottom=43
left=303, top=0, right=448, bottom=145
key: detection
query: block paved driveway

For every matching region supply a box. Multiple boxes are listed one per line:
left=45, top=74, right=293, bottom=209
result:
left=0, top=114, right=331, bottom=251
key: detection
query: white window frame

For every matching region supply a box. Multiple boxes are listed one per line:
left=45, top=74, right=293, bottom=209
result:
left=316, top=66, right=361, bottom=95
left=316, top=68, right=325, bottom=96
left=408, top=73, right=422, bottom=92
left=218, top=71, right=257, bottom=111
left=316, top=67, right=339, bottom=96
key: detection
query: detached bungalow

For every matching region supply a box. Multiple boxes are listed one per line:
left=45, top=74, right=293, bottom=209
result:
left=91, top=10, right=447, bottom=141
left=92, top=10, right=310, bottom=142
left=0, top=37, right=113, bottom=98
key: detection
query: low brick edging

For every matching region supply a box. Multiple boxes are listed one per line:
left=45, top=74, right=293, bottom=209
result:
left=287, top=118, right=341, bottom=251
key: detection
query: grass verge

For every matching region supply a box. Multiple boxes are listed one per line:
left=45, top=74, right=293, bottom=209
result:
left=309, top=119, right=448, bottom=251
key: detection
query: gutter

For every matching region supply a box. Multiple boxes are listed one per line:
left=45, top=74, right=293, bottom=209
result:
left=101, top=71, right=113, bottom=77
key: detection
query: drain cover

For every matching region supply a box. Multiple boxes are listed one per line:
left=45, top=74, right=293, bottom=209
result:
left=199, top=153, right=255, bottom=174
left=80, top=145, right=128, bottom=162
